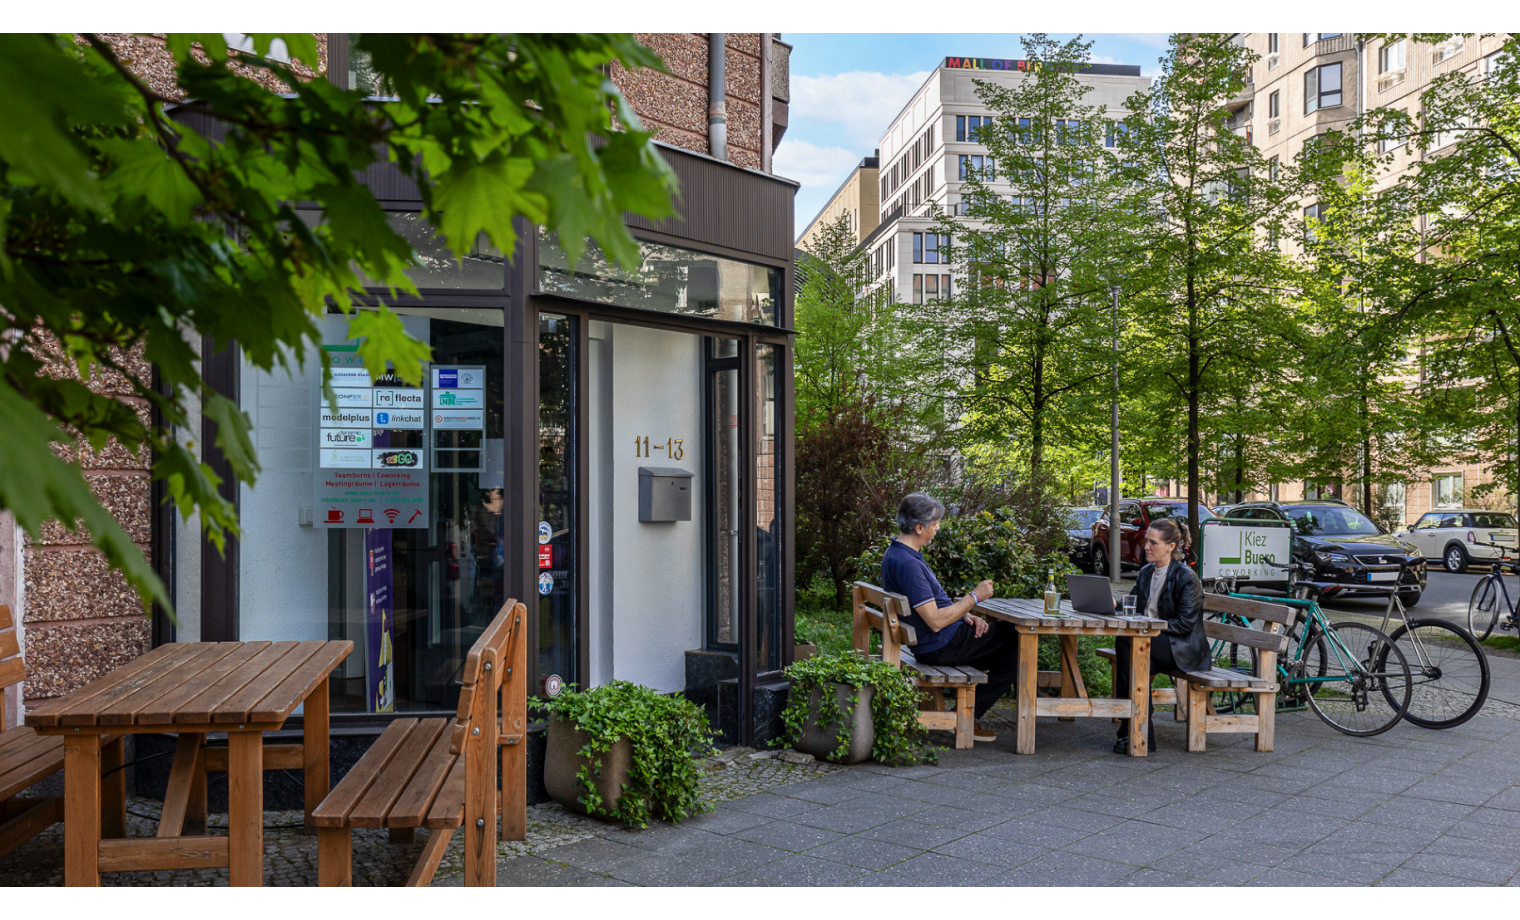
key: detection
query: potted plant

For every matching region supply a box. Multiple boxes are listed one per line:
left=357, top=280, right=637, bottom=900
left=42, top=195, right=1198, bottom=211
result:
left=538, top=680, right=717, bottom=829
left=780, top=650, right=935, bottom=766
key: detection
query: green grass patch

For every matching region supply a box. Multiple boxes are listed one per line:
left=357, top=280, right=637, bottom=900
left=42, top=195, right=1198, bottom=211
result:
left=1480, top=635, right=1520, bottom=655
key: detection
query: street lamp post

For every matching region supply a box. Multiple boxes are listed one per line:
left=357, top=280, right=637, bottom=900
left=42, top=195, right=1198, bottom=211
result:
left=1109, top=283, right=1122, bottom=585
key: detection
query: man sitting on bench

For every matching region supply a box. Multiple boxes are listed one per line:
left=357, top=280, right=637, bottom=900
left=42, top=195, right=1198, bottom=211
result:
left=880, top=493, right=1021, bottom=743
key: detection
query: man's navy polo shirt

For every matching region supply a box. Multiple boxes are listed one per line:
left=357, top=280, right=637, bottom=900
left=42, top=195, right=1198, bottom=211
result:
left=881, top=539, right=959, bottom=654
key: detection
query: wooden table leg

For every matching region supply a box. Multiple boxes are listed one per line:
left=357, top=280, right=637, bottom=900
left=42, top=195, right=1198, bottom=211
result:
left=159, top=733, right=206, bottom=837
left=227, top=731, right=264, bottom=886
left=63, top=734, right=102, bottom=886
left=1129, top=636, right=1151, bottom=757
left=101, top=735, right=126, bottom=839
left=304, top=677, right=330, bottom=833
left=1016, top=631, right=1039, bottom=754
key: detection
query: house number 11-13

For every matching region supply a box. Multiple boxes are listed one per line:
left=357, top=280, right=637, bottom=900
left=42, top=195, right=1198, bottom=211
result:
left=635, top=436, right=684, bottom=460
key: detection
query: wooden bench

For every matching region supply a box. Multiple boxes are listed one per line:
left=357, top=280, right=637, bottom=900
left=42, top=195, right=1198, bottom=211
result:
left=313, top=599, right=527, bottom=887
left=1, top=604, right=125, bottom=858
left=1098, top=593, right=1290, bottom=753
left=852, top=583, right=988, bottom=750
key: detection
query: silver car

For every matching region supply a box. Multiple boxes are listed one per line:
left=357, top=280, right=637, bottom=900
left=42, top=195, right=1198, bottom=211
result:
left=1403, top=509, right=1520, bottom=573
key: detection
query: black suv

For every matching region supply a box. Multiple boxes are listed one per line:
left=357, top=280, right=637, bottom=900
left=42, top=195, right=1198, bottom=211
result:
left=1223, top=501, right=1426, bottom=605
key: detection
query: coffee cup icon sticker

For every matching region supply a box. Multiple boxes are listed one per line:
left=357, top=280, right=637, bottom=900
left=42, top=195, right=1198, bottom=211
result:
left=357, top=508, right=376, bottom=524
left=325, top=509, right=344, bottom=523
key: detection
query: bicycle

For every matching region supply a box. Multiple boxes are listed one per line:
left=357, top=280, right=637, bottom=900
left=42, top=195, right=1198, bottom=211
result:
left=1466, top=542, right=1520, bottom=641
left=1208, top=566, right=1412, bottom=737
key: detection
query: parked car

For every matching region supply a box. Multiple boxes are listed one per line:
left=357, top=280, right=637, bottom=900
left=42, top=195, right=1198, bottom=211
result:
left=1090, top=498, right=1216, bottom=576
left=1223, top=501, right=1426, bottom=605
left=1401, top=509, right=1520, bottom=573
left=1061, top=506, right=1105, bottom=569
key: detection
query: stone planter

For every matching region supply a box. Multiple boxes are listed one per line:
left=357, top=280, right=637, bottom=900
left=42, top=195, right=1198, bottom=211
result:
left=544, top=713, right=634, bottom=819
left=792, top=681, right=874, bottom=764
left=793, top=643, right=817, bottom=662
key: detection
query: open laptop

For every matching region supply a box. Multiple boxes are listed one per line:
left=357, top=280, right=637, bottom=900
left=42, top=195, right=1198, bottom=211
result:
left=1066, top=574, right=1119, bottom=615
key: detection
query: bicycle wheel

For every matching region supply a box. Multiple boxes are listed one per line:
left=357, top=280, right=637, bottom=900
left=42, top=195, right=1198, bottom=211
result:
left=1303, top=621, right=1411, bottom=737
left=1279, top=613, right=1327, bottom=709
left=1382, top=619, right=1491, bottom=729
left=1468, top=577, right=1501, bottom=641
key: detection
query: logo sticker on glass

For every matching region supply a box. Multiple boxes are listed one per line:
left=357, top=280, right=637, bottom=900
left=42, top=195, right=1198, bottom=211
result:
left=538, top=521, right=553, bottom=545
left=538, top=572, right=554, bottom=595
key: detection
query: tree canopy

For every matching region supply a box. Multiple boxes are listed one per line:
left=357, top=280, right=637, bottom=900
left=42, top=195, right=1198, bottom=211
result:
left=0, top=33, right=676, bottom=613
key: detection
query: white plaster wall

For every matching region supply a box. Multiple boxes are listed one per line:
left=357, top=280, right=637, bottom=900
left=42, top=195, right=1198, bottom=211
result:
left=607, top=324, right=704, bottom=693
left=587, top=322, right=615, bottom=687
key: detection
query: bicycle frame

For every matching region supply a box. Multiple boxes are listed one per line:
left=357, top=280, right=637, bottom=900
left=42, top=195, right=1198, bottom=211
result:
left=1224, top=591, right=1391, bottom=689
left=1481, top=567, right=1518, bottom=624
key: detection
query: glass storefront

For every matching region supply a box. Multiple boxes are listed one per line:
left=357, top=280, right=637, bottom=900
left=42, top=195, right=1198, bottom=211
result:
left=537, top=313, right=578, bottom=688
left=236, top=307, right=505, bottom=715
left=755, top=344, right=782, bottom=674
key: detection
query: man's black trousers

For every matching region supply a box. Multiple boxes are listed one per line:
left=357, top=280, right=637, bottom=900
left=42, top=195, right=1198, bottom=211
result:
left=913, top=621, right=1022, bottom=720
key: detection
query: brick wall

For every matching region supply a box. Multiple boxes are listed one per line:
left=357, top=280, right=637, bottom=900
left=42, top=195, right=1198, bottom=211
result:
left=612, top=33, right=767, bottom=171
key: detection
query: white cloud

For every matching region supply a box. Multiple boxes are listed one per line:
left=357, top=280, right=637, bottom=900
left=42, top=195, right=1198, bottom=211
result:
left=772, top=138, right=862, bottom=193
left=790, top=70, right=932, bottom=149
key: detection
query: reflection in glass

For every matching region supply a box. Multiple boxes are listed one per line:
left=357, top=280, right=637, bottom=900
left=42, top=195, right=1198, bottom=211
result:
left=711, top=356, right=740, bottom=647
left=755, top=345, right=782, bottom=673
left=539, top=233, right=780, bottom=326
left=539, top=314, right=578, bottom=685
left=297, top=210, right=506, bottom=291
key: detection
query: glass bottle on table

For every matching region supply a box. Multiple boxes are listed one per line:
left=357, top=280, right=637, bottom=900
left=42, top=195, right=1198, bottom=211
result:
left=1044, top=568, right=1061, bottom=616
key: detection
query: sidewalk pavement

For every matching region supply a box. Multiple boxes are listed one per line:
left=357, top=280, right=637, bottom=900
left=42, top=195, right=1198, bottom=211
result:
left=6, top=650, right=1520, bottom=886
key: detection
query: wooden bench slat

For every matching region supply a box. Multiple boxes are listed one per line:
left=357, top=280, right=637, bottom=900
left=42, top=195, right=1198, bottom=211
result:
left=0, top=659, right=24, bottom=696
left=1162, top=667, right=1268, bottom=689
left=0, top=604, right=13, bottom=631
left=944, top=666, right=989, bottom=684
left=1204, top=594, right=1295, bottom=626
left=350, top=719, right=447, bottom=828
left=0, top=732, right=65, bottom=802
left=0, top=630, right=18, bottom=662
left=424, top=756, right=468, bottom=829
left=386, top=731, right=460, bottom=829
left=311, top=719, right=417, bottom=828
left=1204, top=620, right=1289, bottom=654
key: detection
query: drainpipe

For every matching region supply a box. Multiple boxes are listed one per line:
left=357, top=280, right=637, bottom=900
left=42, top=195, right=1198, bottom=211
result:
left=709, top=33, right=727, bottom=160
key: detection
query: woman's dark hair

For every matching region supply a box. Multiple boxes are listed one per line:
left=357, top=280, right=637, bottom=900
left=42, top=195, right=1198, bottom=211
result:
left=897, top=493, right=946, bottom=535
left=1147, top=518, right=1188, bottom=563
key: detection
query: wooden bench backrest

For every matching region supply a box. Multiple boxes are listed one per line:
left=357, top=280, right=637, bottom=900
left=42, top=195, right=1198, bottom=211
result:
left=0, top=605, right=23, bottom=732
left=852, top=582, right=919, bottom=667
left=442, top=598, right=527, bottom=887
left=1202, top=594, right=1291, bottom=677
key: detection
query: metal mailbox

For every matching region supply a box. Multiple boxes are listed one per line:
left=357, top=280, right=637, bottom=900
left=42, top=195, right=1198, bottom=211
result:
left=638, top=467, right=693, bottom=522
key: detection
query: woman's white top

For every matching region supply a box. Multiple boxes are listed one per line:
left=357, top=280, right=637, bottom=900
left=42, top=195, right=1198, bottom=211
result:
left=1146, top=563, right=1169, bottom=617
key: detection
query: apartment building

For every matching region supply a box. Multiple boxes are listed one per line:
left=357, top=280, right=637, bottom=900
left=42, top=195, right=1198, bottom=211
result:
left=796, top=155, right=879, bottom=251
left=1226, top=32, right=1513, bottom=524
left=862, top=56, right=1151, bottom=306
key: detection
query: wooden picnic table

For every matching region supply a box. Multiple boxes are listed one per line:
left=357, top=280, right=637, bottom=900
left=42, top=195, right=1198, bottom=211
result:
left=26, top=640, right=352, bottom=886
left=973, top=597, right=1166, bottom=757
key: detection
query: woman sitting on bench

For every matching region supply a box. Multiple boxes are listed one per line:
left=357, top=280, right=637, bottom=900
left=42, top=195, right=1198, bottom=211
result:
left=1112, top=517, right=1209, bottom=754
left=880, top=493, right=1021, bottom=743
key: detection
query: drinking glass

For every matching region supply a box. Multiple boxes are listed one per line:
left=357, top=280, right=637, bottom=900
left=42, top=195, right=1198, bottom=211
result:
left=1122, top=597, right=1138, bottom=618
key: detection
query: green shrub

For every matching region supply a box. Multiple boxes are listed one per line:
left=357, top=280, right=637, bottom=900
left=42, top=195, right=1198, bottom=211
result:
left=855, top=508, right=1076, bottom=601
left=534, top=681, right=716, bottom=828
left=779, top=650, right=936, bottom=766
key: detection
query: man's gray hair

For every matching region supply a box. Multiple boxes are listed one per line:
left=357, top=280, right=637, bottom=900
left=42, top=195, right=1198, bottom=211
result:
left=897, top=493, right=946, bottom=535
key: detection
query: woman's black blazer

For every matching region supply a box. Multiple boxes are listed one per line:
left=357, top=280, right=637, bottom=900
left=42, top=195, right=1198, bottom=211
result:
left=1126, top=561, right=1210, bottom=673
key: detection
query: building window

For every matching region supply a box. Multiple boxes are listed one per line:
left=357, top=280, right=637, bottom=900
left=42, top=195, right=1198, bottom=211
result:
left=913, top=232, right=923, bottom=263
left=958, top=155, right=994, bottom=181
left=913, top=273, right=923, bottom=304
left=1379, top=39, right=1405, bottom=74
left=1017, top=117, right=1033, bottom=145
left=1304, top=33, right=1341, bottom=47
left=1265, top=90, right=1279, bottom=122
left=538, top=233, right=781, bottom=326
left=1379, top=110, right=1408, bottom=153
left=1305, top=62, right=1343, bottom=113
left=1268, top=33, right=1279, bottom=54
left=924, top=233, right=939, bottom=264
left=1303, top=202, right=1326, bottom=242
left=1486, top=50, right=1514, bottom=82
left=1433, top=37, right=1466, bottom=65
left=1433, top=473, right=1463, bottom=508
left=956, top=114, right=988, bottom=143
left=1268, top=156, right=1279, bottom=182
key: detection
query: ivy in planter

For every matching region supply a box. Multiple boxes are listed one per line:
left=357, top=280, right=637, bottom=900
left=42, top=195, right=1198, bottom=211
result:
left=534, top=681, right=717, bottom=828
left=779, top=651, right=937, bottom=766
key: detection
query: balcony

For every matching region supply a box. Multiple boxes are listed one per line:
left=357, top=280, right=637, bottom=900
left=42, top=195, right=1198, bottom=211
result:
left=1313, top=34, right=1354, bottom=56
left=1377, top=70, right=1407, bottom=93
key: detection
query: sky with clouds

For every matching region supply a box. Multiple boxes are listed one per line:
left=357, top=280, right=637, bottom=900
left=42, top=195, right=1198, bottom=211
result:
left=777, top=33, right=1174, bottom=238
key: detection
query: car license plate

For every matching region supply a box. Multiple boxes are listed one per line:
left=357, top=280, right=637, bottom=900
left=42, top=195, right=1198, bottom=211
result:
left=1367, top=571, right=1399, bottom=582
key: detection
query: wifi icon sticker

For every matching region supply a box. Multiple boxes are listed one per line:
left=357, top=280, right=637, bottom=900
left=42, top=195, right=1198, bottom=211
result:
left=383, top=509, right=401, bottom=524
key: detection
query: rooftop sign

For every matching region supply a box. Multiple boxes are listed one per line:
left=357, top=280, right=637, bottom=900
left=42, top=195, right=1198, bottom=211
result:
left=943, top=57, right=1142, bottom=77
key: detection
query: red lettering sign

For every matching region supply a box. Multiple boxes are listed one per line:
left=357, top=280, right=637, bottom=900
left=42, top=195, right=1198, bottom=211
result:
left=538, top=545, right=553, bottom=569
